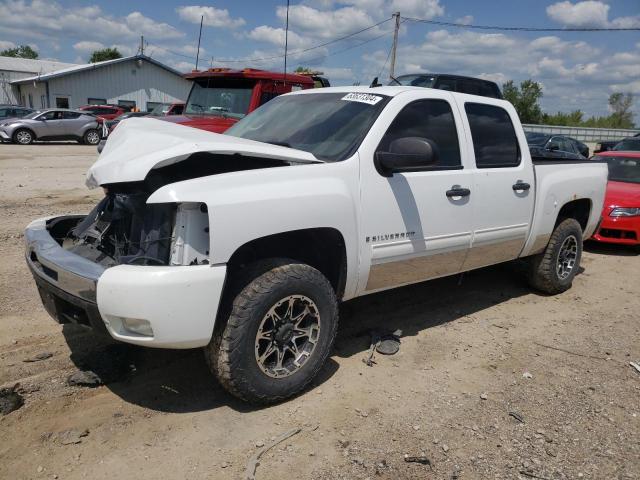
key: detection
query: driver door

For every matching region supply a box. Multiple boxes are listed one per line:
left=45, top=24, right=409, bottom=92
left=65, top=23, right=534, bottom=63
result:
left=35, top=110, right=64, bottom=137
left=358, top=94, right=474, bottom=293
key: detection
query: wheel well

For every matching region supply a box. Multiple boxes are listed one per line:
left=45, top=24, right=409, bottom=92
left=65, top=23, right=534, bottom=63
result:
left=556, top=199, right=591, bottom=232
left=227, top=228, right=347, bottom=298
left=13, top=127, right=35, bottom=140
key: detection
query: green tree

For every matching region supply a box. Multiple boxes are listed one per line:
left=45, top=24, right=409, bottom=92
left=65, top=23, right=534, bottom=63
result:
left=502, top=79, right=543, bottom=124
left=608, top=92, right=634, bottom=129
left=294, top=66, right=323, bottom=75
left=89, top=47, right=122, bottom=63
left=0, top=44, right=38, bottom=59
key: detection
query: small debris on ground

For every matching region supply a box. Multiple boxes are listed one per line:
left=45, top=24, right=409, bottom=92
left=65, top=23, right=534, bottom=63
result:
left=245, top=428, right=301, bottom=480
left=0, top=385, right=24, bottom=415
left=404, top=455, right=432, bottom=466
left=480, top=393, right=488, bottom=400
left=67, top=370, right=102, bottom=388
left=58, top=429, right=90, bottom=445
left=23, top=352, right=53, bottom=363
left=508, top=411, right=525, bottom=423
left=629, top=361, right=640, bottom=374
left=522, top=372, right=533, bottom=379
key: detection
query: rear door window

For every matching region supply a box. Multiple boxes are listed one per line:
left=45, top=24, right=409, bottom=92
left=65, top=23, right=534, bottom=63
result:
left=465, top=103, right=520, bottom=168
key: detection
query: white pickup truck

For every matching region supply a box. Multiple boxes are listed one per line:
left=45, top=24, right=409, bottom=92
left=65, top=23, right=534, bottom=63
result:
left=25, top=86, right=607, bottom=403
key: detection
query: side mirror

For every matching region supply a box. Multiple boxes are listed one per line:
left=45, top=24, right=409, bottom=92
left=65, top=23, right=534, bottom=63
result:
left=375, top=137, right=439, bottom=177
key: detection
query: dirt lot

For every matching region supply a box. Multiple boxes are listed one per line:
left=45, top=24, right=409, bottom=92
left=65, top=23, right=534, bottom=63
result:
left=0, top=143, right=638, bottom=480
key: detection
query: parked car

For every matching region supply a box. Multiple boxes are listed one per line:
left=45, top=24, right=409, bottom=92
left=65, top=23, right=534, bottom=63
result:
left=97, top=105, right=185, bottom=152
left=384, top=73, right=503, bottom=99
left=526, top=132, right=587, bottom=160
left=0, top=109, right=102, bottom=145
left=103, top=111, right=150, bottom=133
left=590, top=151, right=640, bottom=246
left=0, top=105, right=34, bottom=121
left=78, top=104, right=126, bottom=121
left=594, top=140, right=619, bottom=154
left=24, top=86, right=607, bottom=403
left=149, top=102, right=185, bottom=116
left=612, top=137, right=640, bottom=151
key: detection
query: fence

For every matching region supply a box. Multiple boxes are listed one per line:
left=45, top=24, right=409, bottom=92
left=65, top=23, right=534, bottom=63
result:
left=522, top=124, right=639, bottom=143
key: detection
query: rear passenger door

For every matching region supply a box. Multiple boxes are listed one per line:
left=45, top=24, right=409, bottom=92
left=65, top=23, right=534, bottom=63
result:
left=60, top=111, right=85, bottom=136
left=460, top=101, right=535, bottom=271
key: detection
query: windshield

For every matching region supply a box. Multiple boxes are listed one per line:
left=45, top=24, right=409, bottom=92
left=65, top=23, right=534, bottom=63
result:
left=526, top=132, right=550, bottom=145
left=185, top=82, right=254, bottom=119
left=593, top=156, right=640, bottom=184
left=226, top=92, right=390, bottom=162
left=613, top=139, right=640, bottom=151
left=391, top=75, right=436, bottom=88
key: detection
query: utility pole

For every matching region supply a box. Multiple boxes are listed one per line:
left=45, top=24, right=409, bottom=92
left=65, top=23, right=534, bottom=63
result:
left=195, top=15, right=203, bottom=70
left=389, top=12, right=400, bottom=81
left=283, top=0, right=290, bottom=85
left=140, top=35, right=145, bottom=56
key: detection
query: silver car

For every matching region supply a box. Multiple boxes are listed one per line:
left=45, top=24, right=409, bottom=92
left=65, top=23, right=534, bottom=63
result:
left=0, top=109, right=102, bottom=145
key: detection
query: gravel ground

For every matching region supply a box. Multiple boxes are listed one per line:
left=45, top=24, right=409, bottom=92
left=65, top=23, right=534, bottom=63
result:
left=0, top=143, right=638, bottom=480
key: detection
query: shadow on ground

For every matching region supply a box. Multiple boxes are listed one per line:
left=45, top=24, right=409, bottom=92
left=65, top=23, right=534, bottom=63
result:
left=62, top=261, right=533, bottom=413
left=584, top=240, right=638, bottom=257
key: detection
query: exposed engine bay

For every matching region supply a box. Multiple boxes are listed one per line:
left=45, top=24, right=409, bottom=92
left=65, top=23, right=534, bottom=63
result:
left=49, top=152, right=291, bottom=268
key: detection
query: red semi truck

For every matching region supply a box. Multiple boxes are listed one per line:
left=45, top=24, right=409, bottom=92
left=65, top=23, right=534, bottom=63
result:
left=161, top=68, right=316, bottom=133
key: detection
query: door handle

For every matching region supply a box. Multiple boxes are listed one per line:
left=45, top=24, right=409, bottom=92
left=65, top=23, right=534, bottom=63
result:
left=446, top=187, right=471, bottom=198
left=512, top=182, right=531, bottom=191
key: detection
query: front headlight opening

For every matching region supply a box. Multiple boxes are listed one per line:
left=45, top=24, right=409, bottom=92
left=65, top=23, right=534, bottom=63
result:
left=610, top=207, right=640, bottom=217
left=170, top=202, right=210, bottom=266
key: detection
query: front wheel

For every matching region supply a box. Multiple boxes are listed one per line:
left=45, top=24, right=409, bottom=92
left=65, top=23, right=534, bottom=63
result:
left=83, top=129, right=100, bottom=145
left=527, top=218, right=583, bottom=294
left=13, top=128, right=33, bottom=145
left=205, top=260, right=338, bottom=404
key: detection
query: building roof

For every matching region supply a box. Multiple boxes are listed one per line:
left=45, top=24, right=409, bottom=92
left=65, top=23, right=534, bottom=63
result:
left=11, top=55, right=185, bottom=84
left=0, top=56, right=78, bottom=74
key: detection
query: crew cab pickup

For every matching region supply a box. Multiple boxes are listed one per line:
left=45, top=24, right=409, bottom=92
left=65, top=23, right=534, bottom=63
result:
left=25, top=86, right=607, bottom=403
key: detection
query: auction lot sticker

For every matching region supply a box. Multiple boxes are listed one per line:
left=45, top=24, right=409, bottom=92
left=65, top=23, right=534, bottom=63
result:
left=341, top=92, right=383, bottom=105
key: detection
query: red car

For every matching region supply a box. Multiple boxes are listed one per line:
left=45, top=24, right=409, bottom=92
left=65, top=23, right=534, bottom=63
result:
left=591, top=151, right=640, bottom=246
left=78, top=104, right=126, bottom=120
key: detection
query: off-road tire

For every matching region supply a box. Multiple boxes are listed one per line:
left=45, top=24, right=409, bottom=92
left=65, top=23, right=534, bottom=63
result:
left=205, top=259, right=338, bottom=404
left=83, top=129, right=100, bottom=145
left=13, top=128, right=34, bottom=145
left=528, top=218, right=583, bottom=294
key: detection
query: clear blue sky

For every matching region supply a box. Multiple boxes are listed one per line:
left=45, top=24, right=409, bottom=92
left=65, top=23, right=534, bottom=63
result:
left=1, top=0, right=638, bottom=117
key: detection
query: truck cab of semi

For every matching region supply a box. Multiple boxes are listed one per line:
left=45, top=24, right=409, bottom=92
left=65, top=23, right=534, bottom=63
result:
left=161, top=68, right=315, bottom=134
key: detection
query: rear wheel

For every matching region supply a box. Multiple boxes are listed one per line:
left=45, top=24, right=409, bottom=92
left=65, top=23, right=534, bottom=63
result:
left=527, top=218, right=583, bottom=294
left=13, top=129, right=33, bottom=145
left=205, top=260, right=338, bottom=404
left=83, top=129, right=100, bottom=145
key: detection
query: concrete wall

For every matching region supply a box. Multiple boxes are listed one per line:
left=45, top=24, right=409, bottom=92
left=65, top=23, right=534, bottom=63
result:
left=523, top=124, right=640, bottom=142
left=17, top=58, right=191, bottom=111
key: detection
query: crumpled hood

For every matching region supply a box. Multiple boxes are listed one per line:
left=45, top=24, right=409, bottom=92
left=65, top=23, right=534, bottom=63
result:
left=86, top=117, right=321, bottom=188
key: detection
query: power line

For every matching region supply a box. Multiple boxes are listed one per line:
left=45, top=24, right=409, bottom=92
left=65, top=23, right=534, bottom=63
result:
left=298, top=29, right=392, bottom=65
left=216, top=16, right=392, bottom=64
left=377, top=40, right=394, bottom=78
left=403, top=17, right=640, bottom=32
left=146, top=43, right=195, bottom=60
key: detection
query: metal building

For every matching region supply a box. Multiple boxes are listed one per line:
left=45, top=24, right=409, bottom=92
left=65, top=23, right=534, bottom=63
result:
left=0, top=56, right=77, bottom=105
left=10, top=54, right=190, bottom=112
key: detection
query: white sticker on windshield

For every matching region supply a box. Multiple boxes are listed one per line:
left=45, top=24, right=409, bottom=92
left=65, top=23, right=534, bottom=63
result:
left=341, top=92, right=383, bottom=105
